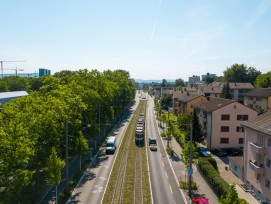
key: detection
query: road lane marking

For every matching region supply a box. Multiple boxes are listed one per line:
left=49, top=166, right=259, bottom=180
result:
left=165, top=172, right=168, bottom=179
left=162, top=161, right=164, bottom=167
left=169, top=185, right=173, bottom=194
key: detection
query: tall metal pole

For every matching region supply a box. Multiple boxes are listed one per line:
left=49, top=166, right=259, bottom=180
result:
left=189, top=122, right=193, bottom=198
left=1, top=62, right=3, bottom=78
left=65, top=121, right=69, bottom=190
left=167, top=107, right=170, bottom=147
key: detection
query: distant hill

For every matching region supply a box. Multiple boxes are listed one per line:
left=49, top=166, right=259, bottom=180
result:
left=135, top=79, right=175, bottom=83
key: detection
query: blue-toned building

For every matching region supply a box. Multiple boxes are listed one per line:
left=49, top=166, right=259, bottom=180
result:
left=39, top=68, right=51, bottom=77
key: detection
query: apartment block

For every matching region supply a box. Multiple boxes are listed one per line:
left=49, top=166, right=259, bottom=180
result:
left=194, top=97, right=257, bottom=150
left=243, top=88, right=271, bottom=111
left=242, top=111, right=271, bottom=203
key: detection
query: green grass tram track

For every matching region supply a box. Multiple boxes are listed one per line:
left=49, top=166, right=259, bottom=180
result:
left=103, top=100, right=151, bottom=204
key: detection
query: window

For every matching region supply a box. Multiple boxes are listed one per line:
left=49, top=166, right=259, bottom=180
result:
left=256, top=174, right=261, bottom=181
left=236, top=127, right=244, bottom=132
left=220, top=138, right=229, bottom=144
left=221, top=126, right=229, bottom=132
left=249, top=96, right=253, bottom=100
left=267, top=159, right=271, bottom=168
left=266, top=180, right=270, bottom=188
left=221, top=114, right=230, bottom=120
left=239, top=138, right=244, bottom=144
left=237, top=115, right=248, bottom=121
left=268, top=138, right=271, bottom=147
left=249, top=104, right=253, bottom=108
left=256, top=97, right=262, bottom=102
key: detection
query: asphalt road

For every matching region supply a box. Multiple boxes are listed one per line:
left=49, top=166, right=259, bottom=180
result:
left=67, top=96, right=140, bottom=204
left=147, top=97, right=186, bottom=204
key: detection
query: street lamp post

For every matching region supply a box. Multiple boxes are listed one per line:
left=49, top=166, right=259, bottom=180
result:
left=189, top=122, right=193, bottom=198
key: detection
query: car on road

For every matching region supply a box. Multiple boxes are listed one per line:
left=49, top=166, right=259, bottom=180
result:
left=192, top=197, right=209, bottom=204
left=197, top=147, right=211, bottom=157
left=149, top=136, right=157, bottom=151
left=212, top=148, right=227, bottom=157
left=106, top=136, right=116, bottom=154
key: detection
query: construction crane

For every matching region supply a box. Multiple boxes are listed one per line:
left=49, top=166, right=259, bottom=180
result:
left=0, top=60, right=26, bottom=78
left=3, top=67, right=24, bottom=76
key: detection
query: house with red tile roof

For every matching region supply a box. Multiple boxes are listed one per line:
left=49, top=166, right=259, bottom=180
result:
left=194, top=97, right=257, bottom=150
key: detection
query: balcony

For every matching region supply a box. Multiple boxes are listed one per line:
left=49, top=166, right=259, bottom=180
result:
left=249, top=160, right=265, bottom=174
left=250, top=142, right=266, bottom=155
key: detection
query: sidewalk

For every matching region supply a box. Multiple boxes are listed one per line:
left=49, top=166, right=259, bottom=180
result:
left=157, top=126, right=219, bottom=203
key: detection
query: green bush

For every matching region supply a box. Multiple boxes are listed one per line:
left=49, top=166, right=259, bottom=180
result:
left=206, top=157, right=218, bottom=171
left=166, top=147, right=173, bottom=155
left=180, top=181, right=198, bottom=190
left=197, top=158, right=229, bottom=198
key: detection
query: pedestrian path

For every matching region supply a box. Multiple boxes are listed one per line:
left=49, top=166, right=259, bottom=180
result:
left=157, top=126, right=219, bottom=204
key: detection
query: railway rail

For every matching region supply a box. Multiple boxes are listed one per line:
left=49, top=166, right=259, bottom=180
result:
left=103, top=100, right=150, bottom=204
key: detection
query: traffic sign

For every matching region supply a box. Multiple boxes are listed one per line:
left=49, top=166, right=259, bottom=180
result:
left=188, top=168, right=193, bottom=175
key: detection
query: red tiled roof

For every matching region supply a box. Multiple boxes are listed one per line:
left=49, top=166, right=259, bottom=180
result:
left=194, top=97, right=235, bottom=112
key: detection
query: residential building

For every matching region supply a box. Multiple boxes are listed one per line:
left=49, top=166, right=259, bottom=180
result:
left=175, top=94, right=206, bottom=116
left=0, top=91, right=29, bottom=104
left=39, top=68, right=51, bottom=77
left=198, top=85, right=222, bottom=98
left=229, top=82, right=254, bottom=103
left=194, top=97, right=257, bottom=150
left=229, top=156, right=244, bottom=181
left=242, top=111, right=271, bottom=203
left=243, top=88, right=271, bottom=111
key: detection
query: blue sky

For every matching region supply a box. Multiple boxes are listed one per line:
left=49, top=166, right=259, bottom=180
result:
left=1, top=0, right=271, bottom=81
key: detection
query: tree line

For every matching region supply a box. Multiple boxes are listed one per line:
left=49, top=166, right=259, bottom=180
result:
left=0, top=69, right=136, bottom=203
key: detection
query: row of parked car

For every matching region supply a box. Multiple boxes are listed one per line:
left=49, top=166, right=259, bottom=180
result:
left=196, top=147, right=243, bottom=158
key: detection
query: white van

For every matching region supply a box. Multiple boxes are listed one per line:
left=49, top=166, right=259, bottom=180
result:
left=106, top=136, right=116, bottom=154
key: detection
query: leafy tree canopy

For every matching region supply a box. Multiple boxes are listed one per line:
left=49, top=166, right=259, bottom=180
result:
left=254, top=71, right=271, bottom=88
left=174, top=78, right=185, bottom=88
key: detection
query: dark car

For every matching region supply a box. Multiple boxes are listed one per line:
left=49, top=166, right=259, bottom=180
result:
left=212, top=148, right=227, bottom=157
left=225, top=148, right=243, bottom=156
left=197, top=147, right=211, bottom=157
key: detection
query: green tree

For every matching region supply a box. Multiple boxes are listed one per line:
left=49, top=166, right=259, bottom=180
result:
left=0, top=80, right=9, bottom=91
left=223, top=64, right=248, bottom=82
left=204, top=75, right=216, bottom=84
left=47, top=147, right=65, bottom=204
left=177, top=114, right=192, bottom=131
left=174, top=78, right=185, bottom=88
left=254, top=71, right=271, bottom=88
left=220, top=185, right=248, bottom=204
left=215, top=76, right=225, bottom=82
left=161, top=94, right=172, bottom=110
left=246, top=67, right=261, bottom=85
left=76, top=131, right=88, bottom=171
left=191, top=110, right=204, bottom=143
left=166, top=120, right=174, bottom=147
left=221, top=82, right=231, bottom=99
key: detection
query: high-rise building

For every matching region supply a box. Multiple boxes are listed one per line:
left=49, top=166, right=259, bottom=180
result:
left=39, top=68, right=51, bottom=77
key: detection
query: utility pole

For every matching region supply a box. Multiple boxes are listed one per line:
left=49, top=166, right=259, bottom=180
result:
left=65, top=121, right=69, bottom=190
left=189, top=123, right=193, bottom=198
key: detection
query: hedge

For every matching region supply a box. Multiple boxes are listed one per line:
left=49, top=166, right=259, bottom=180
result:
left=197, top=158, right=229, bottom=198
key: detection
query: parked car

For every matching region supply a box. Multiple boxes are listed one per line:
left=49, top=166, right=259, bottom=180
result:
left=192, top=197, right=209, bottom=204
left=197, top=147, right=211, bottom=157
left=212, top=148, right=227, bottom=157
left=225, top=148, right=243, bottom=156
